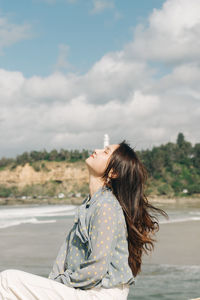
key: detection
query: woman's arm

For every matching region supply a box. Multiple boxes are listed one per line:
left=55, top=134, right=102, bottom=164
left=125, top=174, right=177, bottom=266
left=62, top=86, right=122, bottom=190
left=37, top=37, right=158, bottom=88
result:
left=53, top=201, right=118, bottom=289
left=48, top=197, right=89, bottom=279
left=48, top=238, right=68, bottom=279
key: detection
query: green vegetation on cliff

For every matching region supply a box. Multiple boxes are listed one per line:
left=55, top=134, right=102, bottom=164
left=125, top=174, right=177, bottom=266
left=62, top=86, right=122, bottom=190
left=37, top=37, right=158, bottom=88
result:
left=0, top=132, right=199, bottom=199
left=0, top=148, right=90, bottom=170
left=138, top=133, right=200, bottom=197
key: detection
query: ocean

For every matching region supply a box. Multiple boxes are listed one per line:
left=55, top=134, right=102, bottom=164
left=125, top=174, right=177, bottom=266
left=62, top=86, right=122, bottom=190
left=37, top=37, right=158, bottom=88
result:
left=0, top=202, right=200, bottom=300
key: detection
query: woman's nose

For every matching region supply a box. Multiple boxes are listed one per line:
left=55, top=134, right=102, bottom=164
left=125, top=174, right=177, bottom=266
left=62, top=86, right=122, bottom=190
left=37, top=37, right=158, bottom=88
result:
left=94, top=149, right=101, bottom=154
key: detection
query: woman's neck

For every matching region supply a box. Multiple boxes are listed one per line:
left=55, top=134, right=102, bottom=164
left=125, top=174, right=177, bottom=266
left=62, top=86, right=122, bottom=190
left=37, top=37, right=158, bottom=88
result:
left=88, top=174, right=105, bottom=197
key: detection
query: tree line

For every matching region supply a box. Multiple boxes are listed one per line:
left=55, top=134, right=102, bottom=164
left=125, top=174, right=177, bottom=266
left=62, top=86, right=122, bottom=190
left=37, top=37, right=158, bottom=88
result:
left=0, top=132, right=199, bottom=196
left=0, top=148, right=90, bottom=168
left=137, top=133, right=200, bottom=196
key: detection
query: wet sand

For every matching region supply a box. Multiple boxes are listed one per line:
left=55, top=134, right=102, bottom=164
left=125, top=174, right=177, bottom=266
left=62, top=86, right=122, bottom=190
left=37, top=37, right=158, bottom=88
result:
left=0, top=218, right=200, bottom=276
left=0, top=217, right=74, bottom=275
left=143, top=220, right=200, bottom=266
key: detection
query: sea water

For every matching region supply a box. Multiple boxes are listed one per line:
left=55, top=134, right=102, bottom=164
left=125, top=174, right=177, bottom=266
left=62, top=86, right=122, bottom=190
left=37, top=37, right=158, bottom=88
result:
left=128, top=263, right=200, bottom=300
left=0, top=204, right=77, bottom=229
left=1, top=201, right=200, bottom=229
left=0, top=203, right=200, bottom=300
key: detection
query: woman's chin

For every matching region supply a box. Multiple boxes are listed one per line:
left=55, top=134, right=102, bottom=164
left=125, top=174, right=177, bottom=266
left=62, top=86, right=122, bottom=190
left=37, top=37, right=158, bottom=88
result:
left=85, top=157, right=93, bottom=168
left=85, top=157, right=90, bottom=163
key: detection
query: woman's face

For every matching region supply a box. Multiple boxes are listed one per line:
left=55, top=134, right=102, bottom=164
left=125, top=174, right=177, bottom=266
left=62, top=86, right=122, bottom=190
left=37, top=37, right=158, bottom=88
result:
left=85, top=144, right=119, bottom=177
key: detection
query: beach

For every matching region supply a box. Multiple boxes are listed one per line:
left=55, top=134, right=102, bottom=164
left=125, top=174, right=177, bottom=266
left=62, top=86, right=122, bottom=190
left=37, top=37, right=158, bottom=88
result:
left=143, top=220, right=200, bottom=265
left=0, top=203, right=200, bottom=300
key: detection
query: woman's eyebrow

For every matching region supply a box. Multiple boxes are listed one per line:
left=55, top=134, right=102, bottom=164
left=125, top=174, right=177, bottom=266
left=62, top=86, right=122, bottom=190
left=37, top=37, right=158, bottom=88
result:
left=105, top=146, right=111, bottom=151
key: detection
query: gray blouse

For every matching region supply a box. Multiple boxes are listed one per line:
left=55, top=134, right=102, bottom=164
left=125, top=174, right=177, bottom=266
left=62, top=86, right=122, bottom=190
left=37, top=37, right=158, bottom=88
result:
left=48, top=185, right=135, bottom=290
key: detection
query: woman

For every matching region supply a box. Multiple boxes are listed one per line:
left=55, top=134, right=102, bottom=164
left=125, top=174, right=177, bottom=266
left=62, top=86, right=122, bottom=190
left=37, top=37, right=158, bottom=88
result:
left=0, top=140, right=168, bottom=300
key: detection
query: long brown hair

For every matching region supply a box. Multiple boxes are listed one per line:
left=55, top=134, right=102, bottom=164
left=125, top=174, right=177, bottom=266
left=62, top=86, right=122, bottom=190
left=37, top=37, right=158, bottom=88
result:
left=102, top=140, right=168, bottom=277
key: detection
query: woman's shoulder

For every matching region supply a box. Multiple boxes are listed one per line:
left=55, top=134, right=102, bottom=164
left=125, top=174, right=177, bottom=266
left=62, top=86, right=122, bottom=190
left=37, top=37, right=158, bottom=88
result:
left=96, top=186, right=118, bottom=205
left=99, top=188, right=127, bottom=233
left=95, top=187, right=123, bottom=217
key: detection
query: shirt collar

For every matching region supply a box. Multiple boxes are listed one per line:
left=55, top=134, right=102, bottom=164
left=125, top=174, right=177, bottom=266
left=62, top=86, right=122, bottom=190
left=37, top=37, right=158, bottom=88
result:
left=86, top=185, right=111, bottom=207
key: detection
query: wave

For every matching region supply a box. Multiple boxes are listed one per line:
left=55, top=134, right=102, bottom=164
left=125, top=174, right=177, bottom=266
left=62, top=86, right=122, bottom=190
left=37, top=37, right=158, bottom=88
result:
left=0, top=204, right=77, bottom=217
left=1, top=204, right=200, bottom=228
left=189, top=211, right=200, bottom=215
left=0, top=217, right=57, bottom=229
left=140, top=263, right=200, bottom=278
left=0, top=204, right=77, bottom=229
left=160, top=216, right=200, bottom=224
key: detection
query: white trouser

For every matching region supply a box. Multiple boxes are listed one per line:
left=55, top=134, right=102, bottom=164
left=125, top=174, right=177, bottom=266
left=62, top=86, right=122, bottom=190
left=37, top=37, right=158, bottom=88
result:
left=0, top=269, right=130, bottom=300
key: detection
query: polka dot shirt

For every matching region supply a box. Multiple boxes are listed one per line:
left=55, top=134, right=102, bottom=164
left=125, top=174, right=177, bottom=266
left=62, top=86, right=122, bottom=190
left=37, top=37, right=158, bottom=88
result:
left=48, top=186, right=135, bottom=290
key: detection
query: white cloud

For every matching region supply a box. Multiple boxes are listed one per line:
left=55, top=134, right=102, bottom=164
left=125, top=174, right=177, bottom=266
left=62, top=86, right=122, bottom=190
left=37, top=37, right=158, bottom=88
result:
left=55, top=44, right=71, bottom=71
left=81, top=51, right=154, bottom=103
left=125, top=0, right=200, bottom=64
left=90, top=0, right=114, bottom=14
left=0, top=59, right=198, bottom=157
left=0, top=69, right=25, bottom=99
left=127, top=91, right=160, bottom=117
left=0, top=16, right=31, bottom=54
left=22, top=72, right=78, bottom=102
left=0, top=0, right=200, bottom=157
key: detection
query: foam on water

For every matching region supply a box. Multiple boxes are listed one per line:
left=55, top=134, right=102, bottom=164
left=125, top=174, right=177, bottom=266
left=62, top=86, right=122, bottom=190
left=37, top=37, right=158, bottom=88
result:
left=189, top=211, right=200, bottom=215
left=160, top=216, right=200, bottom=224
left=129, top=264, right=200, bottom=300
left=0, top=204, right=77, bottom=229
left=1, top=203, right=200, bottom=228
left=0, top=218, right=57, bottom=229
left=158, top=208, right=200, bottom=224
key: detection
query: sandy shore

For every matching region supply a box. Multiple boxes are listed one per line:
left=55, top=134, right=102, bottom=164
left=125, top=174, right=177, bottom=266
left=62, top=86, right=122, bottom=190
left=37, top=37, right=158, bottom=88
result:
left=1, top=195, right=200, bottom=206
left=143, top=220, right=200, bottom=265
left=0, top=217, right=74, bottom=275
left=1, top=217, right=199, bottom=300
left=0, top=218, right=200, bottom=276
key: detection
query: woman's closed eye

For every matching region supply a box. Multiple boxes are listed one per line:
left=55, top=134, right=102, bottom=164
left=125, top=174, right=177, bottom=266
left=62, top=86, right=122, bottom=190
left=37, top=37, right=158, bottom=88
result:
left=104, top=147, right=110, bottom=154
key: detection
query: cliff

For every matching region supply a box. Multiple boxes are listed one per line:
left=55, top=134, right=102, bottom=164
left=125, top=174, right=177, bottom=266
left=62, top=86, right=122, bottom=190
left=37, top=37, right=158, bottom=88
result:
left=0, top=161, right=88, bottom=188
left=0, top=160, right=199, bottom=205
left=0, top=161, right=90, bottom=205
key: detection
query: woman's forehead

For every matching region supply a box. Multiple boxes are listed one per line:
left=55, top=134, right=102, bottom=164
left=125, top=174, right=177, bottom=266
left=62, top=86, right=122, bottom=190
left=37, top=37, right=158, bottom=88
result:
left=106, top=144, right=119, bottom=152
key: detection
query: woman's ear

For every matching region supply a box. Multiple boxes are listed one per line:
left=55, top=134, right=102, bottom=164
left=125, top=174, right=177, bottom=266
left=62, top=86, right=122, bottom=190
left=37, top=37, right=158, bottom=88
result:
left=108, top=169, right=118, bottom=179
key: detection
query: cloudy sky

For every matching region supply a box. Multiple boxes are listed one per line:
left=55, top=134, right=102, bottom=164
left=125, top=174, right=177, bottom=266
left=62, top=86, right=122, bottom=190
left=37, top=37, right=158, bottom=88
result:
left=0, top=0, right=199, bottom=158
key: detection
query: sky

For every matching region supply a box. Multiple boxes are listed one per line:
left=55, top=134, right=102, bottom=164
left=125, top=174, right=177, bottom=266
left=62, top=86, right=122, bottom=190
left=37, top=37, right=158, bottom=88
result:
left=0, top=0, right=200, bottom=158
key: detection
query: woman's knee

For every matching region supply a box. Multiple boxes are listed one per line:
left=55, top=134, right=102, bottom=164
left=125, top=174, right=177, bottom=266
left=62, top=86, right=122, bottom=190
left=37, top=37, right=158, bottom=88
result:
left=0, top=269, right=21, bottom=281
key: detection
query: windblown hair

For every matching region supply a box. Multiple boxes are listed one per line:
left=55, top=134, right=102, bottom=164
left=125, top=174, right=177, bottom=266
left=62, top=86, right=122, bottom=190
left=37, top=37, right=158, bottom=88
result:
left=102, top=140, right=168, bottom=277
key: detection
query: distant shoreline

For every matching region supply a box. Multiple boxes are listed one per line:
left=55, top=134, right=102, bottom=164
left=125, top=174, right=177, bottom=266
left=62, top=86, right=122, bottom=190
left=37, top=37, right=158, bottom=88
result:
left=0, top=195, right=200, bottom=206
left=0, top=196, right=83, bottom=206
left=148, top=195, right=200, bottom=204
